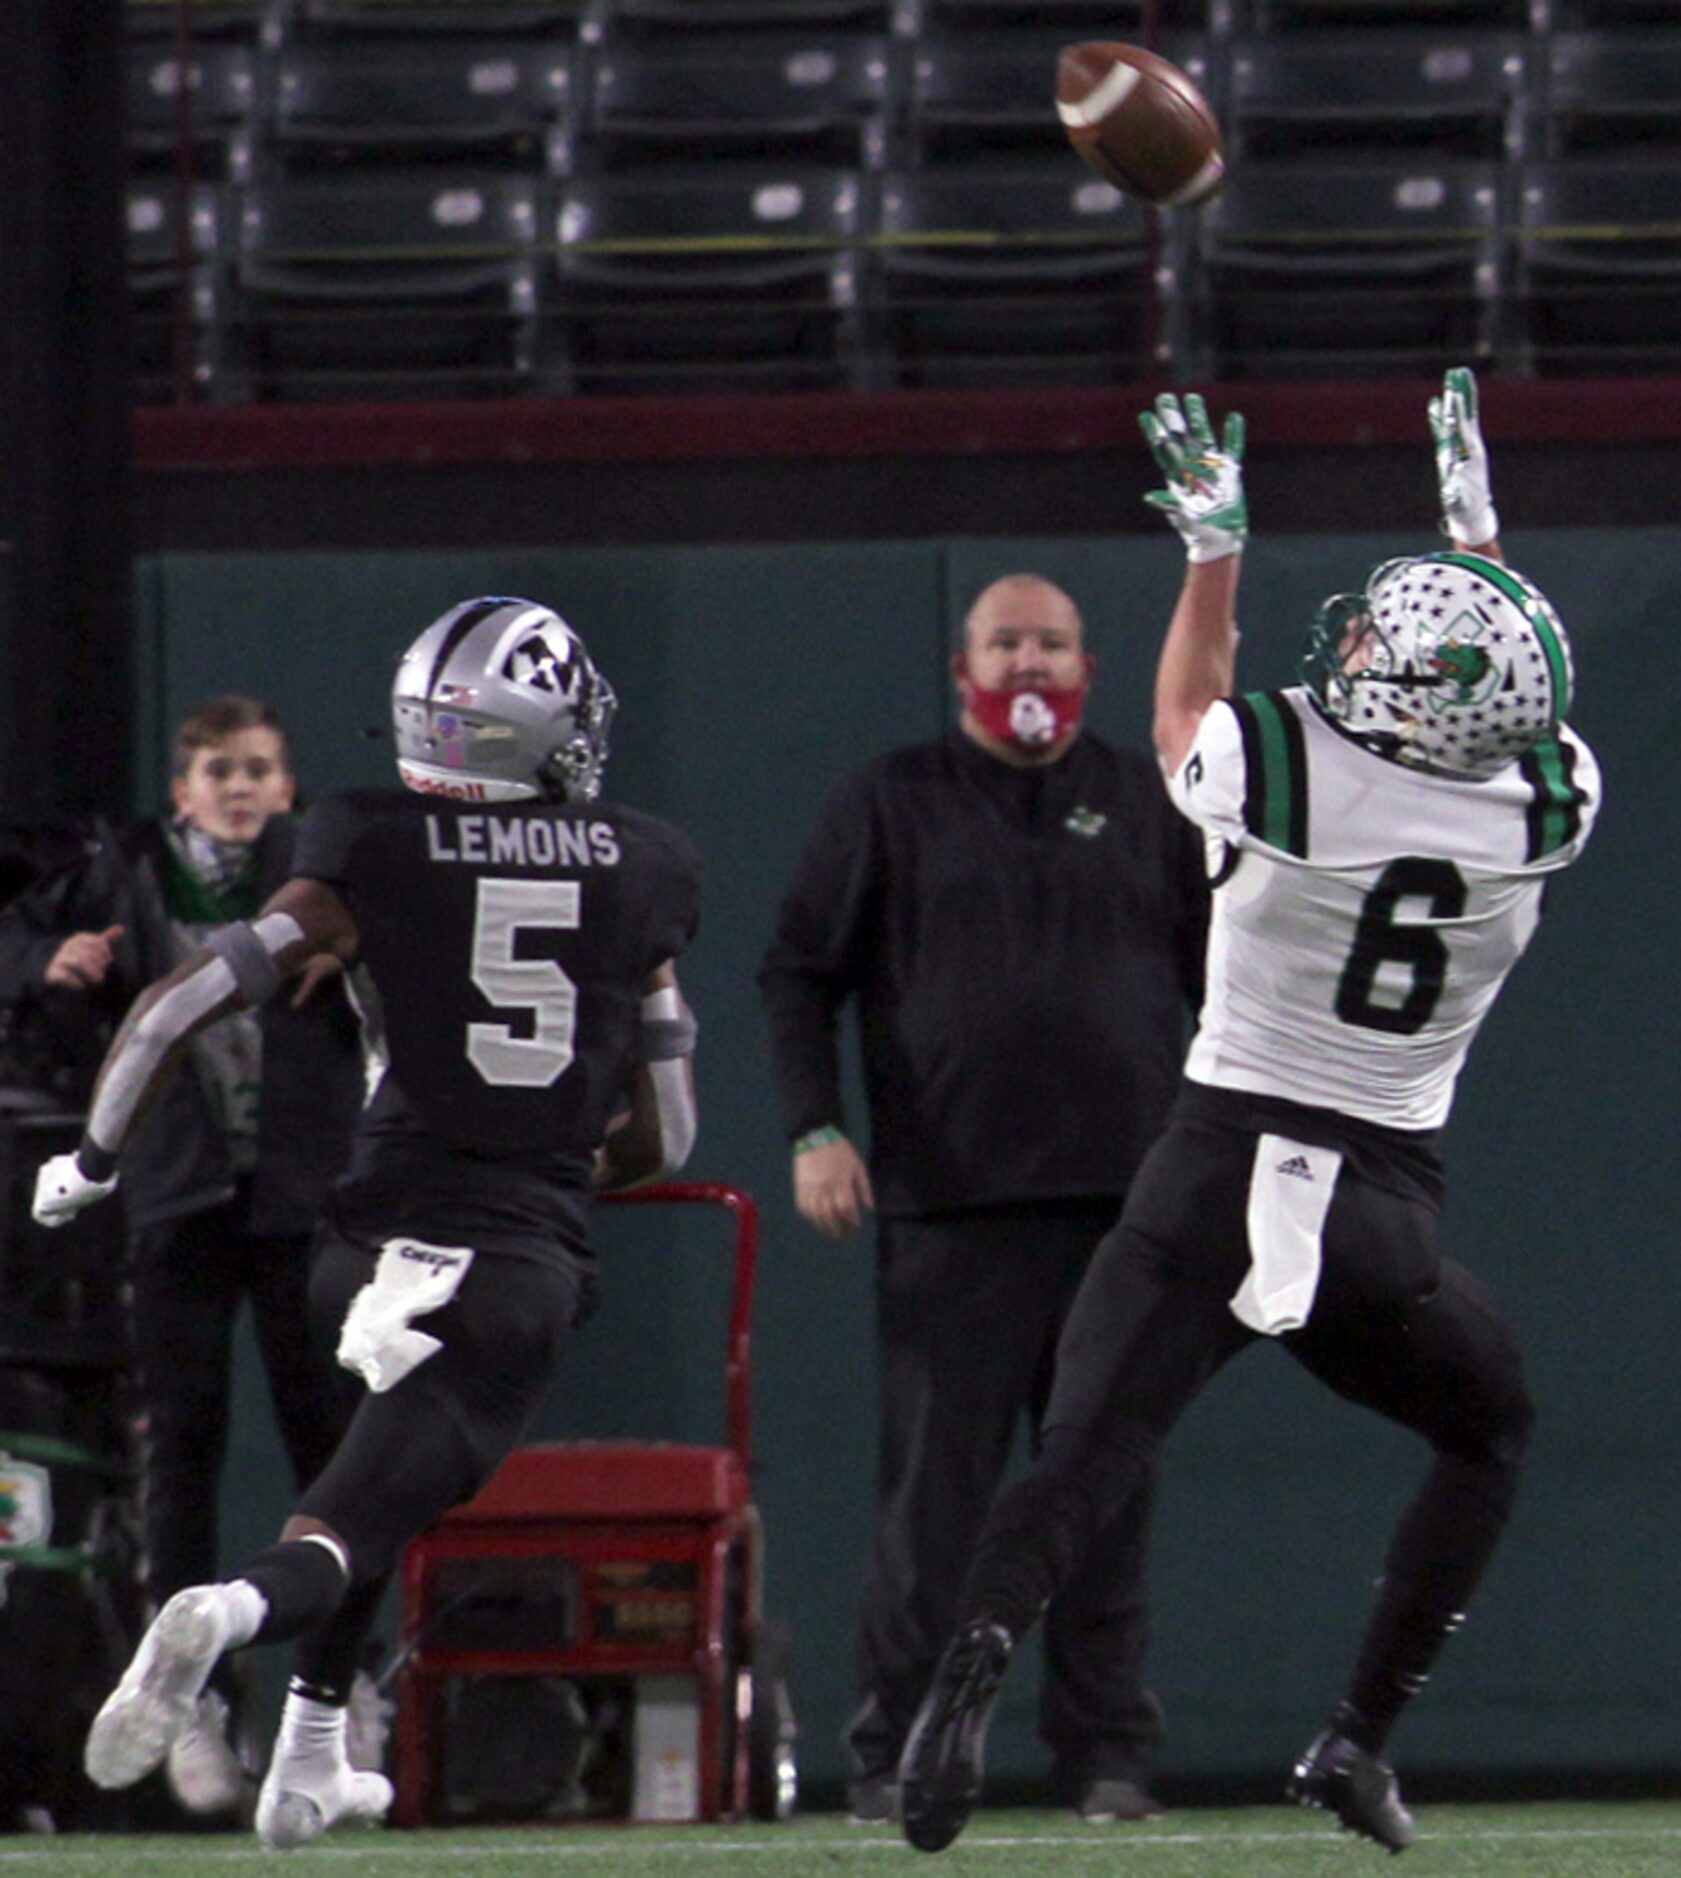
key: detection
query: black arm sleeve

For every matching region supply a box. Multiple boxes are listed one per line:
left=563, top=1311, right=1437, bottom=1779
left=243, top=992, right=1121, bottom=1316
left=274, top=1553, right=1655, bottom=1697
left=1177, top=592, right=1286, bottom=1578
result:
left=756, top=776, right=879, bottom=1143
left=1172, top=812, right=1211, bottom=1015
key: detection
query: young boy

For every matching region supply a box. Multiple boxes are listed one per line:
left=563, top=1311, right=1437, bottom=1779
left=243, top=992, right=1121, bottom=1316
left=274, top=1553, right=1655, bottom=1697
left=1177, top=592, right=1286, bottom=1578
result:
left=0, top=698, right=366, bottom=1818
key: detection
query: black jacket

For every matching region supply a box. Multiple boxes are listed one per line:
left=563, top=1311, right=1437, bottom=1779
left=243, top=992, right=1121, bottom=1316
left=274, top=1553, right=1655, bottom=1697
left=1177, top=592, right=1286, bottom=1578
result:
left=758, top=730, right=1208, bottom=1217
left=0, top=815, right=363, bottom=1235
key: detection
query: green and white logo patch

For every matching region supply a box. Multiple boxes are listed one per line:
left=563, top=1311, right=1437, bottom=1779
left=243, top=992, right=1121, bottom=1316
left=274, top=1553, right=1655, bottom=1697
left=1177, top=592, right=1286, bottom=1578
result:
left=1427, top=610, right=1500, bottom=712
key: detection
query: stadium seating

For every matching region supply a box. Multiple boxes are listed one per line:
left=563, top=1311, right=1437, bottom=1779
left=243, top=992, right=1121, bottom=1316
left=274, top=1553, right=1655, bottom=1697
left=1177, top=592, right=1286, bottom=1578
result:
left=916, top=0, right=1159, bottom=28
left=126, top=40, right=258, bottom=181
left=1548, top=0, right=1681, bottom=24
left=866, top=159, right=1158, bottom=387
left=232, top=172, right=544, bottom=399
left=550, top=165, right=869, bottom=393
left=1223, top=32, right=1532, bottom=164
left=1539, top=32, right=1681, bottom=156
left=1242, top=0, right=1536, bottom=29
left=588, top=32, right=895, bottom=171
left=901, top=27, right=1209, bottom=163
left=270, top=40, right=579, bottom=175
left=899, top=32, right=1074, bottom=165
left=600, top=0, right=900, bottom=38
left=1514, top=158, right=1681, bottom=372
left=125, top=0, right=269, bottom=37
left=111, top=0, right=1681, bottom=398
left=127, top=180, right=237, bottom=402
left=288, top=1, right=590, bottom=39
left=1185, top=160, right=1506, bottom=378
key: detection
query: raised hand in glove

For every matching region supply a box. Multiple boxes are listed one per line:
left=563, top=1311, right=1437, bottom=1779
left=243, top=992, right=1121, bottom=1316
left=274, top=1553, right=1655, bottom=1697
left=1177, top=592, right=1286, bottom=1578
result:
left=1429, top=365, right=1499, bottom=548
left=32, top=1151, right=118, bottom=1228
left=1140, top=393, right=1248, bottom=564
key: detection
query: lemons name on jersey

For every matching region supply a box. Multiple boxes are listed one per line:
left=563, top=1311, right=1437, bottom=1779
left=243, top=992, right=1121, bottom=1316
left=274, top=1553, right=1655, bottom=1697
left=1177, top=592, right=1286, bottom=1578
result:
left=294, top=788, right=700, bottom=1163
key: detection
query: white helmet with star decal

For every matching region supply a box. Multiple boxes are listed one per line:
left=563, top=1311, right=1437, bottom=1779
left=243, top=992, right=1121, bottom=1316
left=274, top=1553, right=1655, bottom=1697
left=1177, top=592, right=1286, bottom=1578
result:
left=392, top=596, right=618, bottom=803
left=1302, top=551, right=1574, bottom=779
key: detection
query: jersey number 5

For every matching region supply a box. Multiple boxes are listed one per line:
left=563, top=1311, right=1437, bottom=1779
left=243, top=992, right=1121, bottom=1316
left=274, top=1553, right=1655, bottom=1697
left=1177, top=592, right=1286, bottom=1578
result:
left=468, top=878, right=579, bottom=1086
left=1334, top=858, right=1466, bottom=1036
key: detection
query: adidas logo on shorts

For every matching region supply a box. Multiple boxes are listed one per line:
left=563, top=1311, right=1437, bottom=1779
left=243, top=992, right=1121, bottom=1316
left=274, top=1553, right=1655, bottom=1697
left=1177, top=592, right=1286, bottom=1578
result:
left=1275, top=1154, right=1315, bottom=1180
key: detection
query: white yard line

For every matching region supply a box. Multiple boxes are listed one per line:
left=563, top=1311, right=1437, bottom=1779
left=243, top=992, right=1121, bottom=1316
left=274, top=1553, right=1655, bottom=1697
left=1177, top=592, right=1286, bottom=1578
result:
left=7, top=1820, right=1681, bottom=1862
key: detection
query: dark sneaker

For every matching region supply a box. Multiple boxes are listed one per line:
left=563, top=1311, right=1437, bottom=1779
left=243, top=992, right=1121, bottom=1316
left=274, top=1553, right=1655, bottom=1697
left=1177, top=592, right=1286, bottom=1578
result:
left=847, top=1776, right=899, bottom=1825
left=1289, top=1729, right=1416, bottom=1854
left=898, top=1621, right=1013, bottom=1854
left=1075, top=1776, right=1164, bottom=1822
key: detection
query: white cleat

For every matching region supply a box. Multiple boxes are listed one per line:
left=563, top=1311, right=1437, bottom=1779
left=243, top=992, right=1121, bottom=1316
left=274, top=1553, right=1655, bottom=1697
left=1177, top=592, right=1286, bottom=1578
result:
left=256, top=1760, right=394, bottom=1852
left=165, top=1690, right=247, bottom=1814
left=86, top=1586, right=240, bottom=1790
left=344, top=1668, right=395, bottom=1775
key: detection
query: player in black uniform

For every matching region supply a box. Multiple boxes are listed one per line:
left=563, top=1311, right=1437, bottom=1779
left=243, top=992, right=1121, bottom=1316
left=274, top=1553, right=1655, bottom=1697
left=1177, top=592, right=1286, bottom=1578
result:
left=32, top=597, right=702, bottom=1852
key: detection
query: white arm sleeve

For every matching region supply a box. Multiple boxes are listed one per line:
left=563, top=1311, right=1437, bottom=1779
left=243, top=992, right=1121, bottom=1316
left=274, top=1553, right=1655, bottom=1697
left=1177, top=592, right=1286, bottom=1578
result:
left=647, top=1057, right=698, bottom=1174
left=639, top=982, right=698, bottom=1062
left=85, top=958, right=240, bottom=1155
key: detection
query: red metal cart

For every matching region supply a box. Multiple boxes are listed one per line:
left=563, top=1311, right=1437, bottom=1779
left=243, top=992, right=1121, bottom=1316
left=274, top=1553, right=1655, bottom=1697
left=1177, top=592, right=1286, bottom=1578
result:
left=391, top=1181, right=790, bottom=1826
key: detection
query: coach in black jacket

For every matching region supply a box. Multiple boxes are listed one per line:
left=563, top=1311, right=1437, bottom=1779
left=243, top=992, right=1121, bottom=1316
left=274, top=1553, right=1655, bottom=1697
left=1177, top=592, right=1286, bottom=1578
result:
left=0, top=698, right=364, bottom=1813
left=758, top=576, right=1206, bottom=1824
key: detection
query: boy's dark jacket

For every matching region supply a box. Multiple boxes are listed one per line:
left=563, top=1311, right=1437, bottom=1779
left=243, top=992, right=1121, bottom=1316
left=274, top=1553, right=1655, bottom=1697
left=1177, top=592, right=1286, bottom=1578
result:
left=0, top=813, right=362, bottom=1234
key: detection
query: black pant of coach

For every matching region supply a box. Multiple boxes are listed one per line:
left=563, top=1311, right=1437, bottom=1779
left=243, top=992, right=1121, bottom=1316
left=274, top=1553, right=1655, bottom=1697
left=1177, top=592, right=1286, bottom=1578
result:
left=847, top=1198, right=1161, bottom=1804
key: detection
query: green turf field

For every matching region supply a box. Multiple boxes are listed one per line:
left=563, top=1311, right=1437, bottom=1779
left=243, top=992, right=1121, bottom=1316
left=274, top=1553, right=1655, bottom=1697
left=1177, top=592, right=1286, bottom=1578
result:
left=7, top=1804, right=1681, bottom=1876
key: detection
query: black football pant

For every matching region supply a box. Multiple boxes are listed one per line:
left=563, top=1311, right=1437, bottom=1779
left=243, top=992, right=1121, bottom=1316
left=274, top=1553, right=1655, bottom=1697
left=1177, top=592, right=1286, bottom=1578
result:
left=850, top=1203, right=1161, bottom=1794
left=238, top=1230, right=587, bottom=1699
left=295, top=1231, right=584, bottom=1580
left=950, top=1116, right=1534, bottom=1755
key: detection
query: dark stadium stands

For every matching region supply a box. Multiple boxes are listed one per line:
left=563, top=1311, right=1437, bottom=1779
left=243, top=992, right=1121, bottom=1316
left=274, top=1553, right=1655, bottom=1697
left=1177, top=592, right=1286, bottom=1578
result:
left=121, top=0, right=1681, bottom=400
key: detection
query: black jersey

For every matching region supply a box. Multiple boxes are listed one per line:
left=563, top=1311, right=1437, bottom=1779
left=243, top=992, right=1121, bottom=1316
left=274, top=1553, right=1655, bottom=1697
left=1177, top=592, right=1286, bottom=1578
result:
left=758, top=731, right=1207, bottom=1215
left=294, top=788, right=701, bottom=1259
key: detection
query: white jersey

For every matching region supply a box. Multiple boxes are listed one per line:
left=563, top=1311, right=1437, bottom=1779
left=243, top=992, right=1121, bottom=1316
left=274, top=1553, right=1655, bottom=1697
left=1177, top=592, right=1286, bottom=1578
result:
left=1167, top=687, right=1600, bottom=1131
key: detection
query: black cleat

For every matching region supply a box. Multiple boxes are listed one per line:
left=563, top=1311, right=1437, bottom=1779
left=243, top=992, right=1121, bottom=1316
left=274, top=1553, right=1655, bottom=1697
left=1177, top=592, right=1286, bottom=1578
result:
left=1074, top=1776, right=1164, bottom=1823
left=846, top=1776, right=899, bottom=1825
left=1289, top=1729, right=1416, bottom=1854
left=898, top=1621, right=1013, bottom=1854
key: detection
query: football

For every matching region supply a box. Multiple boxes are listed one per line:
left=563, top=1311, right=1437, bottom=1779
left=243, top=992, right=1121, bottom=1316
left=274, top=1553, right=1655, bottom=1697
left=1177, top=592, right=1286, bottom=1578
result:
left=1055, top=42, right=1225, bottom=208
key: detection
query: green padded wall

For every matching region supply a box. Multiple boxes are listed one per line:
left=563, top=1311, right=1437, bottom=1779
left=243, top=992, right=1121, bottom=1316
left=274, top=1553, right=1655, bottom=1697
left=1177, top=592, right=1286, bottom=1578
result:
left=138, top=529, right=1675, bottom=1794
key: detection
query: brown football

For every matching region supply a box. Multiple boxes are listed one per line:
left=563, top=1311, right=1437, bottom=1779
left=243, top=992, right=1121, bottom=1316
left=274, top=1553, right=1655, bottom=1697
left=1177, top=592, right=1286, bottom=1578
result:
left=1056, top=42, right=1224, bottom=208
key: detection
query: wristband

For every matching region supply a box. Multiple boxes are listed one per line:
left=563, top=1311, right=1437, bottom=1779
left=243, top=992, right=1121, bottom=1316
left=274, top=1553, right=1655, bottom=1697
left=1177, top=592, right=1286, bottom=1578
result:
left=1442, top=504, right=1500, bottom=549
left=78, top=1139, right=119, bottom=1183
left=793, top=1125, right=844, bottom=1156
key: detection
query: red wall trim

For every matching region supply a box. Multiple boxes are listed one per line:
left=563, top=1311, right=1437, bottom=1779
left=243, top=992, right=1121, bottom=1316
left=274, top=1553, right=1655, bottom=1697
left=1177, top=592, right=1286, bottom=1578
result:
left=133, top=378, right=1681, bottom=472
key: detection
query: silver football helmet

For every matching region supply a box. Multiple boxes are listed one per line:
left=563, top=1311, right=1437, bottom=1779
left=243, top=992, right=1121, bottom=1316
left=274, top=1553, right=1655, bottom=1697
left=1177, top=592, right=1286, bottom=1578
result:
left=1302, top=551, right=1573, bottom=779
left=392, top=597, right=617, bottom=802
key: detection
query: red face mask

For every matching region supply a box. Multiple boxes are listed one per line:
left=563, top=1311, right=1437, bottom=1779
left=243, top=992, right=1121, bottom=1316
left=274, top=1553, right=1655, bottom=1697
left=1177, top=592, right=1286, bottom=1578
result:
left=964, top=680, right=1088, bottom=752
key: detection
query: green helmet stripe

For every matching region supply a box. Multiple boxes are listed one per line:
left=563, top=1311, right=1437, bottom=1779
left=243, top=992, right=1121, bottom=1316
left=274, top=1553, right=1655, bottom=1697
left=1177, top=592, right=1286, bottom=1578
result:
left=1434, top=553, right=1572, bottom=719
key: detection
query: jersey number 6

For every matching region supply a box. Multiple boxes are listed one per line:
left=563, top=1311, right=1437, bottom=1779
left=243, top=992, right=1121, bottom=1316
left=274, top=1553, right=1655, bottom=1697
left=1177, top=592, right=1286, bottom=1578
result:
left=1334, top=858, right=1466, bottom=1036
left=468, top=877, right=580, bottom=1086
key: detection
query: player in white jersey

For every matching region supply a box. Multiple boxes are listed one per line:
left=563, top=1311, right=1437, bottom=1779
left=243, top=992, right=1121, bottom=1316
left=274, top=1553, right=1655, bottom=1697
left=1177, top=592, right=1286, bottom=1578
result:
left=1174, top=615, right=1596, bottom=1133
left=896, top=370, right=1601, bottom=1856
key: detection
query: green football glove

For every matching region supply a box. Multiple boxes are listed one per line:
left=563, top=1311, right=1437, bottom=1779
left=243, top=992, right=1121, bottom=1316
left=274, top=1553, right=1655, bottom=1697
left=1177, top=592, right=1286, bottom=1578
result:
left=1140, top=393, right=1248, bottom=564
left=1428, top=366, right=1499, bottom=547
